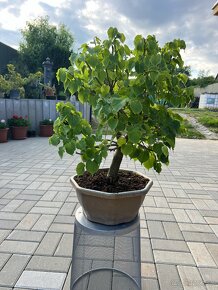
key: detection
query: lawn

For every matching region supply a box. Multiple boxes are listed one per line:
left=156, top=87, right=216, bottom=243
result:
left=173, top=108, right=218, bottom=134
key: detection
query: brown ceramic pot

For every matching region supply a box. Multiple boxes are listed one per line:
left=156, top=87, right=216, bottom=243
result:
left=0, top=128, right=9, bottom=143
left=39, top=125, right=53, bottom=137
left=12, top=126, right=28, bottom=140
left=70, top=169, right=153, bottom=225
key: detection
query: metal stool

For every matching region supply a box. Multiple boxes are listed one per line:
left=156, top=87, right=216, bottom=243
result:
left=71, top=207, right=141, bottom=290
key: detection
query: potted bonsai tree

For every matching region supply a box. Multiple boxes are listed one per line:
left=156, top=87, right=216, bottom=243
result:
left=8, top=115, right=30, bottom=140
left=39, top=119, right=54, bottom=137
left=50, top=27, right=193, bottom=225
left=0, top=119, right=9, bottom=142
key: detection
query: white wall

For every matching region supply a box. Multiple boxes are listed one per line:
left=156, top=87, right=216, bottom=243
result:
left=199, top=93, right=218, bottom=109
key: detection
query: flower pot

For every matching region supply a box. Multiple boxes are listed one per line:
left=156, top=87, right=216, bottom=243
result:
left=39, top=125, right=53, bottom=137
left=0, top=128, right=9, bottom=142
left=11, top=126, right=28, bottom=140
left=70, top=169, right=153, bottom=225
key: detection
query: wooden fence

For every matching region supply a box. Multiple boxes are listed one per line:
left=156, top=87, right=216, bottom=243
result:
left=0, top=99, right=91, bottom=133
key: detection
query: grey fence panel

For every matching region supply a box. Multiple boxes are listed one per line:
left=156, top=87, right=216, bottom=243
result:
left=50, top=100, right=58, bottom=121
left=42, top=100, right=50, bottom=120
left=20, top=100, right=28, bottom=119
left=13, top=100, right=21, bottom=117
left=5, top=100, right=13, bottom=119
left=0, top=99, right=6, bottom=120
left=35, top=100, right=43, bottom=133
left=28, top=100, right=36, bottom=130
left=0, top=99, right=91, bottom=133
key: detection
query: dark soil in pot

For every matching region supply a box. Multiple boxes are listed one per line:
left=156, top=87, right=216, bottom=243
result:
left=74, top=169, right=149, bottom=193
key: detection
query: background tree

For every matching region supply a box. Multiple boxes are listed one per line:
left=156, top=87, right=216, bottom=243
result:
left=19, top=16, right=74, bottom=76
left=188, top=70, right=217, bottom=88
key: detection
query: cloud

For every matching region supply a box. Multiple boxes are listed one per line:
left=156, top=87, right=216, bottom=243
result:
left=0, top=0, right=217, bottom=76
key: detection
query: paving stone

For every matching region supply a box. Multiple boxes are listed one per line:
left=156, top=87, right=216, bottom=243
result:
left=31, top=214, right=55, bottom=231
left=154, top=250, right=195, bottom=265
left=178, top=223, right=213, bottom=233
left=54, top=215, right=75, bottom=224
left=48, top=223, right=73, bottom=233
left=62, top=266, right=71, bottom=290
left=201, top=210, right=218, bottom=218
left=7, top=230, right=45, bottom=242
left=154, top=197, right=169, bottom=208
left=178, top=266, right=206, bottom=290
left=0, top=253, right=11, bottom=270
left=35, top=232, right=62, bottom=256
left=15, top=200, right=36, bottom=213
left=1, top=200, right=24, bottom=212
left=186, top=210, right=206, bottom=224
left=157, top=263, right=183, bottom=289
left=151, top=239, right=189, bottom=252
left=147, top=221, right=166, bottom=239
left=205, top=217, right=218, bottom=224
left=0, top=240, right=38, bottom=254
left=26, top=256, right=71, bottom=273
left=35, top=201, right=63, bottom=208
left=15, top=213, right=40, bottom=230
left=0, top=230, right=10, bottom=243
left=141, top=263, right=157, bottom=278
left=144, top=207, right=172, bottom=215
left=163, top=222, right=184, bottom=240
left=0, top=220, right=19, bottom=230
left=30, top=206, right=59, bottom=214
left=183, top=231, right=218, bottom=243
left=210, top=225, right=218, bottom=236
left=141, top=239, right=154, bottom=262
left=53, top=191, right=69, bottom=202
left=199, top=268, right=218, bottom=284
left=206, top=244, right=218, bottom=266
left=15, top=270, right=66, bottom=290
left=206, top=285, right=218, bottom=290
left=0, top=212, right=25, bottom=221
left=40, top=190, right=58, bottom=201
left=146, top=213, right=175, bottom=222
left=188, top=242, right=216, bottom=267
left=58, top=202, right=77, bottom=215
left=0, top=255, right=30, bottom=287
left=55, top=234, right=73, bottom=257
left=143, top=196, right=156, bottom=207
left=141, top=279, right=160, bottom=290
left=172, top=209, right=191, bottom=223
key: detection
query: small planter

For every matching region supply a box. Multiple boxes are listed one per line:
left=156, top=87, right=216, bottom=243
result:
left=0, top=128, right=9, bottom=142
left=11, top=126, right=28, bottom=140
left=39, top=125, right=53, bottom=137
left=70, top=169, right=153, bottom=225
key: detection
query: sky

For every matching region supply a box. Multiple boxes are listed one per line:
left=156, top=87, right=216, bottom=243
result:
left=0, top=0, right=217, bottom=78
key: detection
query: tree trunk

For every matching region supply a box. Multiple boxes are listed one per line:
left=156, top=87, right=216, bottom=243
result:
left=107, top=147, right=123, bottom=184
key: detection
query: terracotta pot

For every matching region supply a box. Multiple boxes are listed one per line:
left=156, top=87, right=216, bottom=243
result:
left=0, top=128, right=9, bottom=143
left=12, top=126, right=28, bottom=140
left=39, top=125, right=53, bottom=137
left=70, top=169, right=153, bottom=225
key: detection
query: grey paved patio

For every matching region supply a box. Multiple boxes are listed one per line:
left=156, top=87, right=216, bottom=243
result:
left=0, top=137, right=218, bottom=290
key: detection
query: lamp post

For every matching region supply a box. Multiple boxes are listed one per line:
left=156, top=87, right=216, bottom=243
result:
left=42, top=57, right=53, bottom=86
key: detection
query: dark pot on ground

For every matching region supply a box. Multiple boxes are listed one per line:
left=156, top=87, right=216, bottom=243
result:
left=39, top=125, right=53, bottom=137
left=0, top=128, right=9, bottom=142
left=70, top=169, right=153, bottom=225
left=11, top=126, right=28, bottom=140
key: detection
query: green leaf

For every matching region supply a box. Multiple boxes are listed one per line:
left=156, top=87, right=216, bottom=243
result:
left=101, top=84, right=110, bottom=95
left=128, top=129, right=141, bottom=143
left=49, top=135, right=60, bottom=146
left=58, top=146, right=65, bottom=158
left=108, top=117, right=118, bottom=129
left=76, top=162, right=85, bottom=176
left=86, top=160, right=99, bottom=174
left=130, top=100, right=142, bottom=114
left=135, top=61, right=144, bottom=73
left=65, top=142, right=76, bottom=155
left=111, top=97, right=126, bottom=112
left=121, top=143, right=134, bottom=155
left=143, top=153, right=155, bottom=170
left=162, top=145, right=169, bottom=157
left=117, top=137, right=126, bottom=146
